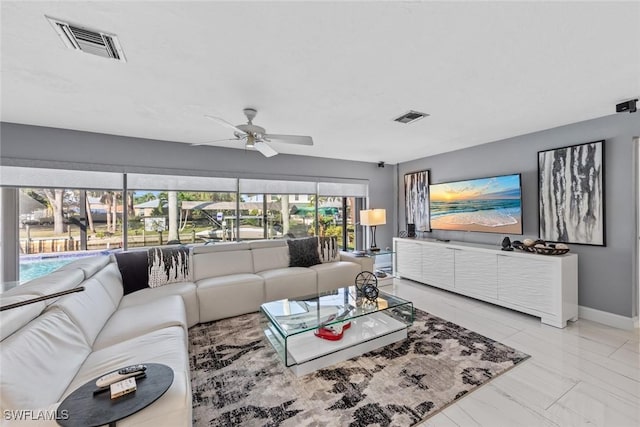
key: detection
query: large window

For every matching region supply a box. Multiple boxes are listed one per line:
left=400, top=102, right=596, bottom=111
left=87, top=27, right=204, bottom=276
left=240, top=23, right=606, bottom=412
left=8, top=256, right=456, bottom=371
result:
left=126, top=173, right=238, bottom=246
left=270, top=194, right=316, bottom=238
left=20, top=188, right=82, bottom=254
left=19, top=188, right=126, bottom=252
left=237, top=194, right=266, bottom=240
left=316, top=196, right=360, bottom=250
left=126, top=190, right=237, bottom=246
left=18, top=188, right=123, bottom=282
left=3, top=167, right=370, bottom=282
left=315, top=196, right=342, bottom=238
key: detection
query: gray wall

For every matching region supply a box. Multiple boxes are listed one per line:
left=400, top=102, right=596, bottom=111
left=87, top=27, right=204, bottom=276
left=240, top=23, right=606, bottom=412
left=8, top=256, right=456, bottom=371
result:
left=0, top=122, right=396, bottom=250
left=398, top=113, right=640, bottom=318
left=4, top=115, right=638, bottom=317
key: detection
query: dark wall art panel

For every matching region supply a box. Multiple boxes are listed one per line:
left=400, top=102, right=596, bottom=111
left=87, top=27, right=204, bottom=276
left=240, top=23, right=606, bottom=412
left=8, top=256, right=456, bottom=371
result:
left=404, top=170, right=430, bottom=232
left=538, top=140, right=605, bottom=246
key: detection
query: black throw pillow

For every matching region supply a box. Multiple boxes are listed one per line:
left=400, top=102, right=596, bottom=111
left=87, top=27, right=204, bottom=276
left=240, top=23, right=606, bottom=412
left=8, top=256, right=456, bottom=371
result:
left=115, top=251, right=149, bottom=295
left=287, top=236, right=322, bottom=267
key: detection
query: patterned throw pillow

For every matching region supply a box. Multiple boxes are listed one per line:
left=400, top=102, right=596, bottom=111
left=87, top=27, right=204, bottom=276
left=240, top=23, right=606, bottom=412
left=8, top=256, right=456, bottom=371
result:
left=318, top=236, right=340, bottom=263
left=287, top=237, right=322, bottom=267
left=148, top=247, right=192, bottom=288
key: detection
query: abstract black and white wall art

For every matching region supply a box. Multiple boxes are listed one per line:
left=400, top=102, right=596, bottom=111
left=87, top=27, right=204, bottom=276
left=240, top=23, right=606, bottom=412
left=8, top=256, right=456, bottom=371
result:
left=538, top=140, right=605, bottom=246
left=404, top=170, right=430, bottom=232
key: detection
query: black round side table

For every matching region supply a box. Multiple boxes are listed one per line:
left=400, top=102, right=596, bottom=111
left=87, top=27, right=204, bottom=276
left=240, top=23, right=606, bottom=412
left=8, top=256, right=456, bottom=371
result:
left=57, top=363, right=174, bottom=427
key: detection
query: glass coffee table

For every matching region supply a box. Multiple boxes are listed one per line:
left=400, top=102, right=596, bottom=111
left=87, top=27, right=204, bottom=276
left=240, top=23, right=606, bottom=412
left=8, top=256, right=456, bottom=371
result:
left=260, top=286, right=413, bottom=376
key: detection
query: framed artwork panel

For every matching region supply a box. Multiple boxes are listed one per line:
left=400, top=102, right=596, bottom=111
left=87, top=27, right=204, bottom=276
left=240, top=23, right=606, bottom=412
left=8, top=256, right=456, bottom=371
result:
left=404, top=170, right=430, bottom=232
left=538, top=140, right=605, bottom=246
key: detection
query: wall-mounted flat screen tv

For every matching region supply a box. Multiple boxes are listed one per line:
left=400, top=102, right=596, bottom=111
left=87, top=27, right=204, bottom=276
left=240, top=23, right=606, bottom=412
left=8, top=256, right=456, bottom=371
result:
left=429, top=173, right=522, bottom=234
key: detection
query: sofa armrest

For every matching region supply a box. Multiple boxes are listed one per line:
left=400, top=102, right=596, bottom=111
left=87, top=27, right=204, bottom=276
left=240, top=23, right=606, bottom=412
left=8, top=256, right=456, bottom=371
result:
left=339, top=252, right=374, bottom=272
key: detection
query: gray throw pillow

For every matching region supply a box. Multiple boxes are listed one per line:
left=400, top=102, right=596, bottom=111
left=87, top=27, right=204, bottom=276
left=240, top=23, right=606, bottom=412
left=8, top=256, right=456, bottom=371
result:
left=287, top=237, right=322, bottom=267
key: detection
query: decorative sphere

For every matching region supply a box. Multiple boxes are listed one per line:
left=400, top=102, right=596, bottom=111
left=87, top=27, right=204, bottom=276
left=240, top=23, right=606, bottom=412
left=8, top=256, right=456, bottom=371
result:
left=523, top=238, right=535, bottom=247
left=556, top=243, right=569, bottom=250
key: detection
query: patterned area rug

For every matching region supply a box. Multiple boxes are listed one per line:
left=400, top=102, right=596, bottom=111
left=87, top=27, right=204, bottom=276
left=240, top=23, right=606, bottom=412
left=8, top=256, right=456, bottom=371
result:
left=189, top=309, right=530, bottom=426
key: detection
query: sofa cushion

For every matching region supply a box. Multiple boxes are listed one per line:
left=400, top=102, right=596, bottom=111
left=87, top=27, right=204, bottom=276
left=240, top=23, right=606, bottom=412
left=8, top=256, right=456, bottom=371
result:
left=93, top=295, right=188, bottom=350
left=91, top=261, right=125, bottom=307
left=192, top=242, right=250, bottom=254
left=0, top=308, right=91, bottom=409
left=63, top=326, right=189, bottom=398
left=148, top=247, right=192, bottom=288
left=119, top=282, right=199, bottom=327
left=56, top=255, right=111, bottom=280
left=193, top=248, right=253, bottom=281
left=318, top=236, right=340, bottom=263
left=259, top=267, right=317, bottom=301
left=62, top=328, right=193, bottom=427
left=196, top=274, right=264, bottom=322
left=247, top=240, right=287, bottom=249
left=0, top=295, right=47, bottom=342
left=287, top=237, right=321, bottom=267
left=339, top=251, right=374, bottom=271
left=115, top=251, right=149, bottom=295
left=46, top=277, right=118, bottom=346
left=252, top=246, right=289, bottom=273
left=1, top=269, right=84, bottom=303
left=115, top=371, right=192, bottom=427
left=310, top=261, right=362, bottom=293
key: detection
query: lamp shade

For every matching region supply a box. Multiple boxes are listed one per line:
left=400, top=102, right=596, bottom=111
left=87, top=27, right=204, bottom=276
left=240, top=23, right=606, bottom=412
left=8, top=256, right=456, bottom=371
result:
left=360, top=209, right=386, bottom=226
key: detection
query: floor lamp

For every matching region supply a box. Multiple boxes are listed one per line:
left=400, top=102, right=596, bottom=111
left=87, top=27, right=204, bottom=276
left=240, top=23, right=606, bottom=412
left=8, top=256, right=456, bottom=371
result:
left=360, top=209, right=386, bottom=252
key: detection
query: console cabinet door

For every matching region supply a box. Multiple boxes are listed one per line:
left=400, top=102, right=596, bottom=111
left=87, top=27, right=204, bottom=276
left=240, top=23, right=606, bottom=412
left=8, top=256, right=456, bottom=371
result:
left=497, top=255, right=555, bottom=314
left=421, top=245, right=454, bottom=289
left=395, top=240, right=422, bottom=281
left=455, top=250, right=498, bottom=300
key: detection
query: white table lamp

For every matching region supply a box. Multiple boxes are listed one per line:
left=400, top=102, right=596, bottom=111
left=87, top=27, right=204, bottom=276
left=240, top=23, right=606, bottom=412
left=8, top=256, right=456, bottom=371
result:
left=360, top=209, right=386, bottom=252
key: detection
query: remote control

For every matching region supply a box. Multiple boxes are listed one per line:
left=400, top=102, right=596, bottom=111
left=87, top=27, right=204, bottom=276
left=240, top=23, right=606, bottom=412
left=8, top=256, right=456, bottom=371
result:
left=96, top=364, right=147, bottom=388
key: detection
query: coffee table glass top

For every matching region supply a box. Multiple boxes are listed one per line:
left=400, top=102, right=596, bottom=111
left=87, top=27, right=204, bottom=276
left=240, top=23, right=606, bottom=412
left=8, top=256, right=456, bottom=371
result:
left=260, top=286, right=413, bottom=339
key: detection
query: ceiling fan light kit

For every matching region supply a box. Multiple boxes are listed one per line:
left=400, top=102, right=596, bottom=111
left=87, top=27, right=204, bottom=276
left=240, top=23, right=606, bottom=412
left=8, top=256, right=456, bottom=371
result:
left=245, top=135, right=256, bottom=148
left=200, top=108, right=314, bottom=157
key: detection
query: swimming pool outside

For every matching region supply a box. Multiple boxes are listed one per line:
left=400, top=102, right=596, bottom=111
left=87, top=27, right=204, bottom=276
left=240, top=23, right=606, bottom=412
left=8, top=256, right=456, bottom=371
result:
left=19, top=250, right=116, bottom=283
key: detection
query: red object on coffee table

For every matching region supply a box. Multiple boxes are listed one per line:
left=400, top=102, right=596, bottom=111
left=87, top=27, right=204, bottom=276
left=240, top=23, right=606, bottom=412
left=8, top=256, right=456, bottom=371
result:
left=314, top=321, right=351, bottom=341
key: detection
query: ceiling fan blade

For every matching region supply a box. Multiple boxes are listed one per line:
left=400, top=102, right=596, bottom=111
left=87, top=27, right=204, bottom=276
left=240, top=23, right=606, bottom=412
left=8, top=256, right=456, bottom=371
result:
left=190, top=138, right=240, bottom=147
left=253, top=141, right=278, bottom=157
left=263, top=134, right=313, bottom=146
left=204, top=115, right=246, bottom=135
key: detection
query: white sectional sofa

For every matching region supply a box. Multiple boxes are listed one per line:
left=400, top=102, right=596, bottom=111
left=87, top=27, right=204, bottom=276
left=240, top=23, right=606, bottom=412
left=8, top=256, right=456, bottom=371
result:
left=0, top=239, right=373, bottom=426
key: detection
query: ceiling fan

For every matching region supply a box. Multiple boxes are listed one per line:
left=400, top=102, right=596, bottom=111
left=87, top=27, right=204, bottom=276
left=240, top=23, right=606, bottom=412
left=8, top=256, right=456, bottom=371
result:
left=194, top=108, right=313, bottom=157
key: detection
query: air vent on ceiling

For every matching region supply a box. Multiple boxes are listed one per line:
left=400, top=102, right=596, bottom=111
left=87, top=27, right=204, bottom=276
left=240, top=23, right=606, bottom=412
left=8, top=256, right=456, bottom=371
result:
left=46, top=16, right=126, bottom=62
left=393, top=110, right=429, bottom=124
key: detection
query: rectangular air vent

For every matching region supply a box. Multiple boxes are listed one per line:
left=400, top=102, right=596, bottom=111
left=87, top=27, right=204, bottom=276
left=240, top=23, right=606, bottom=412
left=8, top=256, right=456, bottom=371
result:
left=393, top=110, right=429, bottom=124
left=46, top=16, right=126, bottom=62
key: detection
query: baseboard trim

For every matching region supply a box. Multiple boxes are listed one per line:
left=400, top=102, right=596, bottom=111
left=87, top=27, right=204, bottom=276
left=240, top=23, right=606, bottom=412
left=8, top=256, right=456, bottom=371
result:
left=578, top=305, right=636, bottom=330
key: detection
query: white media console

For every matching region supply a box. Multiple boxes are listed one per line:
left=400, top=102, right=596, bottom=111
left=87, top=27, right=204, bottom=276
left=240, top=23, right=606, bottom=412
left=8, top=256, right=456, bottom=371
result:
left=393, top=237, right=578, bottom=328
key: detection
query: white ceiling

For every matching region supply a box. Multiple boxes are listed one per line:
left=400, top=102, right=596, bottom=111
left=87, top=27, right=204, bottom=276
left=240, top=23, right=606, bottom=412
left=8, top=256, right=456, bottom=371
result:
left=1, top=1, right=639, bottom=164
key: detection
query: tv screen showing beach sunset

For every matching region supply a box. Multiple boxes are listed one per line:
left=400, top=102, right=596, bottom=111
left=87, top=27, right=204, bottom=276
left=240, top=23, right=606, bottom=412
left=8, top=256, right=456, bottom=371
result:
left=429, top=174, right=522, bottom=234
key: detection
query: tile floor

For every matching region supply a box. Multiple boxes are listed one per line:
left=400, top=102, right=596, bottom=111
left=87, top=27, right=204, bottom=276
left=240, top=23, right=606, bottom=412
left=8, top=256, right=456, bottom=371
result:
left=381, top=278, right=640, bottom=427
